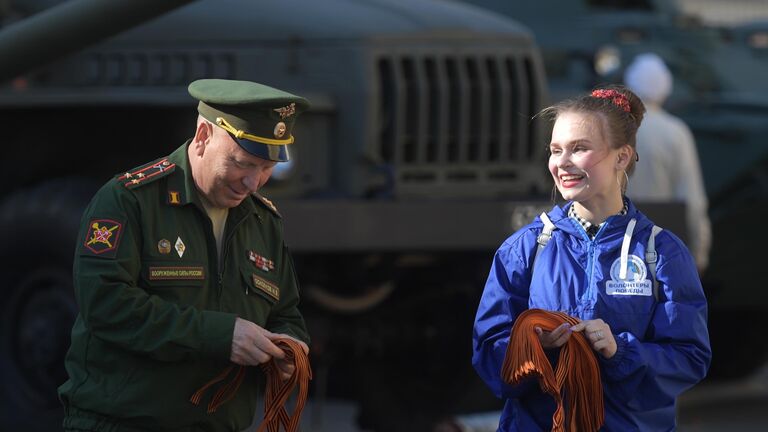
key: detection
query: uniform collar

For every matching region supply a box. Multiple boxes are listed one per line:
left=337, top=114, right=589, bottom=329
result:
left=164, top=141, right=258, bottom=215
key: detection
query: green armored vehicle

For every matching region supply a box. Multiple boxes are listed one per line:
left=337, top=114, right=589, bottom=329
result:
left=0, top=0, right=554, bottom=430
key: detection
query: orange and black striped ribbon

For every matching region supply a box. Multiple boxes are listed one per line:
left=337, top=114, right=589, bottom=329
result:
left=190, top=337, right=312, bottom=432
left=501, top=309, right=604, bottom=432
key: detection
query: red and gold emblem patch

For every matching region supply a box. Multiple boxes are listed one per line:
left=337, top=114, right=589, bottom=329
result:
left=83, top=219, right=123, bottom=256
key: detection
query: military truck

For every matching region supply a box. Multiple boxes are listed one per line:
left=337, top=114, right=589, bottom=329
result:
left=462, top=0, right=768, bottom=381
left=0, top=0, right=697, bottom=430
left=0, top=0, right=557, bottom=430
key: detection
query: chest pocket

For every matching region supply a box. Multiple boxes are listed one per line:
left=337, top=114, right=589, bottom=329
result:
left=239, top=269, right=279, bottom=327
left=598, top=287, right=656, bottom=338
left=241, top=268, right=279, bottom=305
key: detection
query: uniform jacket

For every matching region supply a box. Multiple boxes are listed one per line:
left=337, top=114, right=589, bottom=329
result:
left=59, top=143, right=309, bottom=432
left=472, top=200, right=711, bottom=432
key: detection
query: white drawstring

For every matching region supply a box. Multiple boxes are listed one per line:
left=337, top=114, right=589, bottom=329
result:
left=620, top=218, right=637, bottom=279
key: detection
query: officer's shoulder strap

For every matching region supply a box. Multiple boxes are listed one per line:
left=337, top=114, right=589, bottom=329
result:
left=116, top=157, right=176, bottom=190
left=646, top=225, right=663, bottom=301
left=252, top=193, right=281, bottom=218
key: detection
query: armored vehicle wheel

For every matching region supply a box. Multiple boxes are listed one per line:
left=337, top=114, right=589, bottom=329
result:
left=0, top=179, right=96, bottom=431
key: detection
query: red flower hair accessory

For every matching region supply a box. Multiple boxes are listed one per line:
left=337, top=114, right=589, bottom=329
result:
left=591, top=89, right=631, bottom=113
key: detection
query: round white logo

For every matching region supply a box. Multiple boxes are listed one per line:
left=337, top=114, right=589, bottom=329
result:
left=610, top=254, right=647, bottom=281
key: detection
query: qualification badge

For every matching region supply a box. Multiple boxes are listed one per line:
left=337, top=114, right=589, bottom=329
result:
left=175, top=237, right=186, bottom=258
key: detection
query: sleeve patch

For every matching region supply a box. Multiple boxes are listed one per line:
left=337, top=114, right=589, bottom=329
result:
left=82, top=218, right=124, bottom=258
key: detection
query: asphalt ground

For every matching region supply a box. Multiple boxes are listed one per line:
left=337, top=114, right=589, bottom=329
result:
left=251, top=366, right=768, bottom=432
left=15, top=365, right=768, bottom=431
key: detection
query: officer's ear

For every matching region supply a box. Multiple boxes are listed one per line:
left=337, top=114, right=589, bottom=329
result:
left=192, top=117, right=213, bottom=156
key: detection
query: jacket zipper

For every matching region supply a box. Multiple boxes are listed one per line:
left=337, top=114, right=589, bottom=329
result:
left=585, top=223, right=603, bottom=310
left=219, top=210, right=252, bottom=296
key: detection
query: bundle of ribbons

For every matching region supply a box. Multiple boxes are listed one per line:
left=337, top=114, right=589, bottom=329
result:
left=190, top=338, right=312, bottom=432
left=501, top=309, right=604, bottom=432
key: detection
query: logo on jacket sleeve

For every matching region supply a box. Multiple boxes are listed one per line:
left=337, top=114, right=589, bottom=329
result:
left=606, top=255, right=652, bottom=296
left=83, top=219, right=123, bottom=257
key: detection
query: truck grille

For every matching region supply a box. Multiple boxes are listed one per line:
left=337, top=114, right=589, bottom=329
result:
left=375, top=52, right=547, bottom=197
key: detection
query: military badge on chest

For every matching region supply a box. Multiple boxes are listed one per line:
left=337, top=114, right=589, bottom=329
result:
left=248, top=250, right=274, bottom=272
left=175, top=237, right=186, bottom=258
left=157, top=239, right=172, bottom=254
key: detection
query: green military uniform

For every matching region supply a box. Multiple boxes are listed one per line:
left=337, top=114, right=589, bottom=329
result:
left=59, top=80, right=310, bottom=431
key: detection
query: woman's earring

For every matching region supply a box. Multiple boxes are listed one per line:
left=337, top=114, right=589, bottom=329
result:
left=616, top=170, right=629, bottom=195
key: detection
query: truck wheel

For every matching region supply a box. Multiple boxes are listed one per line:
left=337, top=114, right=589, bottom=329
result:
left=0, top=179, right=96, bottom=431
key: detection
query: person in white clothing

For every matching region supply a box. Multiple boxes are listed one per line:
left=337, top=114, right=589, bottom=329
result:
left=624, top=53, right=711, bottom=272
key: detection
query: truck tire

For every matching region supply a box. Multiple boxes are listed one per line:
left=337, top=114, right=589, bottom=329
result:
left=0, top=178, right=97, bottom=431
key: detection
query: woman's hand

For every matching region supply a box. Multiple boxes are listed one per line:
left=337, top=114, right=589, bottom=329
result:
left=535, top=323, right=573, bottom=350
left=571, top=319, right=617, bottom=359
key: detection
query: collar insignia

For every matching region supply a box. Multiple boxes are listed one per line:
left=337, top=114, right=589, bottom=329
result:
left=168, top=191, right=182, bottom=205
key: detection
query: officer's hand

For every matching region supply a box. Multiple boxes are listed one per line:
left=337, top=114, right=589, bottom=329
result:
left=231, top=317, right=285, bottom=366
left=273, top=356, right=295, bottom=381
left=571, top=319, right=617, bottom=359
left=266, top=333, right=309, bottom=380
left=267, top=333, right=309, bottom=355
left=535, top=323, right=572, bottom=350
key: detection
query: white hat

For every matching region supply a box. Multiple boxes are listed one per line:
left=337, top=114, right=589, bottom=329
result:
left=624, top=53, right=672, bottom=105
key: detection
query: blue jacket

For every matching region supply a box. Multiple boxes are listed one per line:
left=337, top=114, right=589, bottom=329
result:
left=472, top=200, right=711, bottom=431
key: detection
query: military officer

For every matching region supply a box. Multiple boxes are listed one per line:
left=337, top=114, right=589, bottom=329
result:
left=59, top=79, right=310, bottom=431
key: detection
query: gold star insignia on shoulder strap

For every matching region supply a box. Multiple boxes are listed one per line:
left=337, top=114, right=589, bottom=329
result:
left=117, top=157, right=176, bottom=189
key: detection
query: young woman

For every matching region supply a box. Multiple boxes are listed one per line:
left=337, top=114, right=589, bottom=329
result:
left=472, top=86, right=711, bottom=431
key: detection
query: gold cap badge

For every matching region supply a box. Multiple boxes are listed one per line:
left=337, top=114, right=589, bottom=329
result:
left=273, top=122, right=287, bottom=138
left=273, top=103, right=296, bottom=119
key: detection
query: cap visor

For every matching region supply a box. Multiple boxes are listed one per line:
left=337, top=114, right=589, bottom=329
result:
left=233, top=136, right=289, bottom=162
